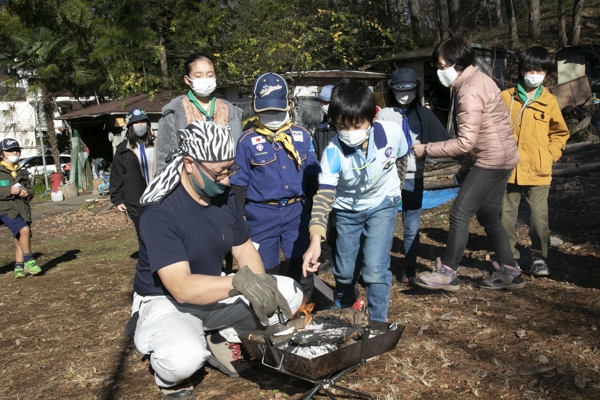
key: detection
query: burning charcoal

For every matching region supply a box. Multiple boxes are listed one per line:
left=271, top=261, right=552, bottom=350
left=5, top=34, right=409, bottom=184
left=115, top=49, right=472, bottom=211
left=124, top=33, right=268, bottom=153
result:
left=312, top=308, right=370, bottom=327
left=290, top=343, right=339, bottom=359
left=290, top=327, right=362, bottom=346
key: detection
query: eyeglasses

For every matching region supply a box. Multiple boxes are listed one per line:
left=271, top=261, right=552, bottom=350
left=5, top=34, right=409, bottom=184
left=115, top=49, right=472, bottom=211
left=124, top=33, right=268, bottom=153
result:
left=195, top=161, right=240, bottom=182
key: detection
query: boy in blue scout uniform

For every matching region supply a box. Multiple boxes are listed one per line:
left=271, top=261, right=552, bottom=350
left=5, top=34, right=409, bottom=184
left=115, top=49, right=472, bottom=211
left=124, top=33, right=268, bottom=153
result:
left=302, top=79, right=409, bottom=322
left=231, top=72, right=321, bottom=299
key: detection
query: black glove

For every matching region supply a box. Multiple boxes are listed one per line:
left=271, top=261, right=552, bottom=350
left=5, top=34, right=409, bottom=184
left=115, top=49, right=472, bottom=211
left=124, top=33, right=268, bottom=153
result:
left=229, top=266, right=292, bottom=326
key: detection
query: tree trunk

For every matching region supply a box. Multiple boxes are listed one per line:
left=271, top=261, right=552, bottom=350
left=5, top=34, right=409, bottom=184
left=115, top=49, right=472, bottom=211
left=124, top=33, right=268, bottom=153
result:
left=569, top=0, right=584, bottom=46
left=407, top=0, right=421, bottom=40
left=558, top=0, right=567, bottom=47
left=529, top=0, right=540, bottom=39
left=41, top=86, right=62, bottom=174
left=157, top=21, right=169, bottom=89
left=439, top=0, right=450, bottom=40
left=449, top=0, right=460, bottom=35
left=506, top=0, right=519, bottom=47
left=496, top=0, right=503, bottom=25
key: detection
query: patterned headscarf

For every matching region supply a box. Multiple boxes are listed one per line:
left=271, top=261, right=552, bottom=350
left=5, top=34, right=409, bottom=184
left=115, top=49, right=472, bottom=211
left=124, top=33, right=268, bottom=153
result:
left=140, top=121, right=235, bottom=205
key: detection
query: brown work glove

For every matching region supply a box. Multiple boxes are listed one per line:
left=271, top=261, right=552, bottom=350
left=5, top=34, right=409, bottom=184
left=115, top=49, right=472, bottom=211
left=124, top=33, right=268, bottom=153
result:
left=229, top=265, right=292, bottom=326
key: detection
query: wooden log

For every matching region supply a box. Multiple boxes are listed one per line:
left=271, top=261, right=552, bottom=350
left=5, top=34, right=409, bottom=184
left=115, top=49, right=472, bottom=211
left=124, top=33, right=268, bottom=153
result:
left=562, top=142, right=600, bottom=155
left=423, top=165, right=460, bottom=177
left=552, top=162, right=600, bottom=176
left=424, top=178, right=457, bottom=190
left=568, top=116, right=591, bottom=134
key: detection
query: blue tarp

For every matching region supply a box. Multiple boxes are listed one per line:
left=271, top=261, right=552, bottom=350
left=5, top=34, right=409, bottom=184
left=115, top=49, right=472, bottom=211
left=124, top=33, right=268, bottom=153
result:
left=399, top=187, right=460, bottom=211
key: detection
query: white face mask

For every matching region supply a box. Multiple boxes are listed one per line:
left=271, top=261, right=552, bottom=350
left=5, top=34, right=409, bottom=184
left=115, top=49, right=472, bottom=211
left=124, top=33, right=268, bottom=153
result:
left=437, top=64, right=459, bottom=87
left=133, top=124, right=147, bottom=138
left=187, top=77, right=217, bottom=97
left=7, top=155, right=19, bottom=163
left=259, top=111, right=290, bottom=130
left=395, top=92, right=416, bottom=105
left=523, top=74, right=545, bottom=88
left=321, top=104, right=329, bottom=115
left=338, top=126, right=370, bottom=147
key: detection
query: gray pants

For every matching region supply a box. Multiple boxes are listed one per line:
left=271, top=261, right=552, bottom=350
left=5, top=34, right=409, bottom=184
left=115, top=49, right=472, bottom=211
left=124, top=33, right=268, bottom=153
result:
left=501, top=184, right=550, bottom=260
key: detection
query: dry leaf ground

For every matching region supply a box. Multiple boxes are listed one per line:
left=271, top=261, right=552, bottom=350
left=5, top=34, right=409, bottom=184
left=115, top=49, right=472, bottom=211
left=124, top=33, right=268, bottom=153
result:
left=1, top=172, right=599, bottom=399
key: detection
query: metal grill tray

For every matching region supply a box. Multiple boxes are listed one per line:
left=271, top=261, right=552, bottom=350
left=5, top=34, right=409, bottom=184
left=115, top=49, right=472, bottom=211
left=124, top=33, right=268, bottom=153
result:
left=240, top=323, right=404, bottom=379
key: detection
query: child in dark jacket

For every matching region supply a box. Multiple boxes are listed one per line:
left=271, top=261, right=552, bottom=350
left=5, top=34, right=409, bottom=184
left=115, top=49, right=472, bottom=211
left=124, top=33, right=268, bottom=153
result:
left=0, top=139, right=41, bottom=279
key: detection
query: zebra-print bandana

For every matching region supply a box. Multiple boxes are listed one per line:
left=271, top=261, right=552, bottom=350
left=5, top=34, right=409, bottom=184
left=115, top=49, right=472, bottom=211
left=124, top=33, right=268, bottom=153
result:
left=140, top=121, right=235, bottom=206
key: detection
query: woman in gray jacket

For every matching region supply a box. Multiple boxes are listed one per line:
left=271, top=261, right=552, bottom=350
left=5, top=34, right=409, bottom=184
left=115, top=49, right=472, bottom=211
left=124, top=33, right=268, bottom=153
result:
left=412, top=37, right=522, bottom=292
left=155, top=53, right=243, bottom=172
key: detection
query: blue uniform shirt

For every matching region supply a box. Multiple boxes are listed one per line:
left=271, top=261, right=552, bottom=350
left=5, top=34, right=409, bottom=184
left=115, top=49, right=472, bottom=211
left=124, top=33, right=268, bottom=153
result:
left=231, top=125, right=321, bottom=202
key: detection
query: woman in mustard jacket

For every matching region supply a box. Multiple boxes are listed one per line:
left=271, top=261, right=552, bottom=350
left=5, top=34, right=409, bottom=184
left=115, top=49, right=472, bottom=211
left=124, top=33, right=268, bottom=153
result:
left=500, top=46, right=570, bottom=277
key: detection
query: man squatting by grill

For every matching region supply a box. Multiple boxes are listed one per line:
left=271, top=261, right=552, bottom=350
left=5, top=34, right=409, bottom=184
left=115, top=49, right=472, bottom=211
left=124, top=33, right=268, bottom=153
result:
left=129, top=121, right=303, bottom=398
left=303, top=79, right=409, bottom=322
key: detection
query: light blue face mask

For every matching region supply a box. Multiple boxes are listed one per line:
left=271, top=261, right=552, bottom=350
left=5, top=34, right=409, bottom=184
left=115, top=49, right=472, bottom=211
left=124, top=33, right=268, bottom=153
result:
left=190, top=162, right=228, bottom=198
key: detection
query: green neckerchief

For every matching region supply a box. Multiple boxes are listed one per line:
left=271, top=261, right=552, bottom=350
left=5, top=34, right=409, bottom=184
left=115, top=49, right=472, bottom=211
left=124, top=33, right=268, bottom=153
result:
left=187, top=90, right=216, bottom=121
left=516, top=82, right=543, bottom=104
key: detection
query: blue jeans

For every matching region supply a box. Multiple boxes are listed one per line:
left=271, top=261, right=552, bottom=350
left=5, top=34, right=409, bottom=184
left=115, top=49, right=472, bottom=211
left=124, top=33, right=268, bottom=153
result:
left=334, top=195, right=399, bottom=322
left=443, top=167, right=516, bottom=269
left=401, top=178, right=424, bottom=269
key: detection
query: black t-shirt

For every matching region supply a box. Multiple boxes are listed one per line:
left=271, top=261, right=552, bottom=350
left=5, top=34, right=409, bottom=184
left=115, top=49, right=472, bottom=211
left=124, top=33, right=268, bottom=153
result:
left=133, top=184, right=251, bottom=296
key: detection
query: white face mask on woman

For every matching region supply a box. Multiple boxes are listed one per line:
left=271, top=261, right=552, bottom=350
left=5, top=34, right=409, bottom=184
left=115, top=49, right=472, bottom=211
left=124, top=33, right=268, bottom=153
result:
left=187, top=77, right=217, bottom=97
left=338, top=126, right=370, bottom=147
left=259, top=111, right=290, bottom=130
left=6, top=155, right=19, bottom=163
left=523, top=74, right=545, bottom=88
left=133, top=124, right=147, bottom=138
left=394, top=92, right=416, bottom=105
left=437, top=64, right=459, bottom=88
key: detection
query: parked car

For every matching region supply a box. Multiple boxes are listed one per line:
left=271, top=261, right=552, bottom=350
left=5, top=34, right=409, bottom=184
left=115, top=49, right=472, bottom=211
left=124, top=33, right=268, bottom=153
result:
left=18, top=154, right=71, bottom=178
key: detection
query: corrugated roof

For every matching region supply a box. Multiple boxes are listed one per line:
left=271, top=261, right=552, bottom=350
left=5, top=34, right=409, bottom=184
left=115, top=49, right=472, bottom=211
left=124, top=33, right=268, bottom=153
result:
left=57, top=90, right=179, bottom=120
left=283, top=70, right=388, bottom=79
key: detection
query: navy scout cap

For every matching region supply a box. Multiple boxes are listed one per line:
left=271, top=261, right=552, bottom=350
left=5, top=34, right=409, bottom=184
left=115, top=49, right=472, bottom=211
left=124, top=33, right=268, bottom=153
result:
left=252, top=72, right=289, bottom=113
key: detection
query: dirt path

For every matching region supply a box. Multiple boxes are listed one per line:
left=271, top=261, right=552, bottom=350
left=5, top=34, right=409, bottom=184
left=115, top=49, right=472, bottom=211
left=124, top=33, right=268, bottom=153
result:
left=0, top=173, right=599, bottom=399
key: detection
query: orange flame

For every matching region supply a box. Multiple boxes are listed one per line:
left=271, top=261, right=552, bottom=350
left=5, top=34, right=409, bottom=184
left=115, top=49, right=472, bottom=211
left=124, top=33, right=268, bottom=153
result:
left=293, top=299, right=315, bottom=327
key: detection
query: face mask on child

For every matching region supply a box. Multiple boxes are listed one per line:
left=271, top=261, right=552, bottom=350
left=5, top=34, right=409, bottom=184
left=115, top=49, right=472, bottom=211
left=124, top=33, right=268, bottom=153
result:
left=133, top=124, right=147, bottom=138
left=394, top=92, right=416, bottom=105
left=187, top=77, right=217, bottom=97
left=523, top=74, right=545, bottom=88
left=6, top=155, right=19, bottom=163
left=321, top=104, right=329, bottom=115
left=259, top=111, right=290, bottom=130
left=338, top=126, right=370, bottom=147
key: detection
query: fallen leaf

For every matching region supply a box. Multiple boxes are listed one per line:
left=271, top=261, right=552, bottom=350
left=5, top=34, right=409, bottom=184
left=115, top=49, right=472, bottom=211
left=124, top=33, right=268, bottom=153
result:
left=505, top=314, right=517, bottom=320
left=574, top=375, right=586, bottom=389
left=536, top=355, right=549, bottom=364
left=467, top=343, right=477, bottom=349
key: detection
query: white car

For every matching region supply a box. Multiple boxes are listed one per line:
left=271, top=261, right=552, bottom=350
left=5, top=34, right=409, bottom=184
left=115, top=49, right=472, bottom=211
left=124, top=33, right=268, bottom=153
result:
left=18, top=154, right=71, bottom=178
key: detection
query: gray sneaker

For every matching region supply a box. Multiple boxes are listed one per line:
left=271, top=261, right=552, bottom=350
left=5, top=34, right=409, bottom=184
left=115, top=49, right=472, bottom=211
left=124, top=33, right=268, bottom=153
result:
left=206, top=332, right=257, bottom=378
left=159, top=379, right=195, bottom=399
left=479, top=261, right=525, bottom=290
left=413, top=258, right=459, bottom=291
left=528, top=252, right=550, bottom=276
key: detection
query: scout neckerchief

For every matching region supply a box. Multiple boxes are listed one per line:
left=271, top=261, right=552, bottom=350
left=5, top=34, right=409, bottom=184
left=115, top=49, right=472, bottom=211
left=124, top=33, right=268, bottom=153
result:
left=509, top=82, right=542, bottom=129
left=187, top=90, right=216, bottom=121
left=393, top=106, right=413, bottom=154
left=255, top=120, right=303, bottom=169
left=1, top=160, right=20, bottom=178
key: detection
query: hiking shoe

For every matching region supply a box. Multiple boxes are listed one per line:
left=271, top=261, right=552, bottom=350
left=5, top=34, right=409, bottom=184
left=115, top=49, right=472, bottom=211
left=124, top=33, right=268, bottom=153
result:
left=317, top=258, right=334, bottom=274
left=413, top=258, right=459, bottom=292
left=159, top=379, right=195, bottom=399
left=14, top=267, right=26, bottom=279
left=24, top=260, right=41, bottom=276
left=206, top=332, right=257, bottom=378
left=528, top=252, right=550, bottom=277
left=479, top=261, right=525, bottom=290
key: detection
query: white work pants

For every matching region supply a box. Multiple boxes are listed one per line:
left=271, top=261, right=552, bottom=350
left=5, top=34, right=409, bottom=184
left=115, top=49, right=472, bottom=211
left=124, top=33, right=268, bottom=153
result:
left=132, top=275, right=303, bottom=387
